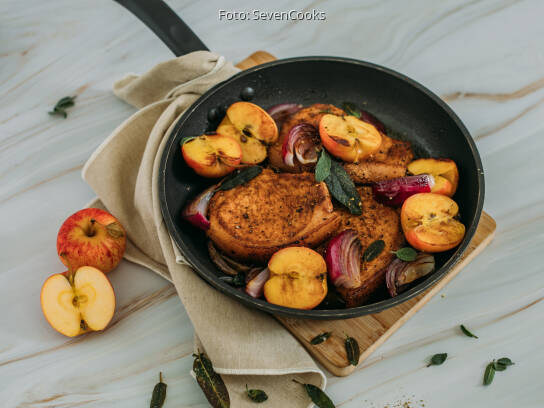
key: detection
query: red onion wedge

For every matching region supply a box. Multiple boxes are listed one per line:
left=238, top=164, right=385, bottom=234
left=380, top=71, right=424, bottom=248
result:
left=386, top=253, right=435, bottom=297
left=281, top=123, right=320, bottom=167
left=181, top=184, right=217, bottom=230
left=245, top=267, right=270, bottom=298
left=359, top=110, right=386, bottom=134
left=372, top=174, right=435, bottom=207
left=325, top=229, right=362, bottom=289
left=266, top=103, right=303, bottom=127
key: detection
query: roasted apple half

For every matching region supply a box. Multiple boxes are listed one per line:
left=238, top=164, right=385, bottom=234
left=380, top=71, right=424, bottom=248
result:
left=401, top=193, right=465, bottom=252
left=182, top=134, right=242, bottom=178
left=407, top=158, right=459, bottom=197
left=264, top=247, right=328, bottom=310
left=319, top=114, right=382, bottom=163
left=216, top=102, right=278, bottom=164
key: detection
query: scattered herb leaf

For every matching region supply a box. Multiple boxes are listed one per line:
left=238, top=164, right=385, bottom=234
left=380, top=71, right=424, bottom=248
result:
left=341, top=102, right=361, bottom=118
left=483, top=362, right=495, bottom=385
left=49, top=95, right=76, bottom=118
left=392, top=247, right=418, bottom=262
left=363, top=240, right=385, bottom=262
left=293, top=380, right=335, bottom=408
left=193, top=353, right=230, bottom=408
left=460, top=324, right=479, bottom=339
left=427, top=353, right=447, bottom=367
left=315, top=150, right=332, bottom=182
left=344, top=334, right=360, bottom=366
left=497, top=357, right=514, bottom=367
left=310, top=332, right=332, bottom=345
left=246, top=385, right=268, bottom=403
left=493, top=357, right=514, bottom=372
left=180, top=136, right=197, bottom=146
left=218, top=166, right=262, bottom=191
left=150, top=372, right=167, bottom=408
left=232, top=271, right=246, bottom=287
left=324, top=160, right=362, bottom=215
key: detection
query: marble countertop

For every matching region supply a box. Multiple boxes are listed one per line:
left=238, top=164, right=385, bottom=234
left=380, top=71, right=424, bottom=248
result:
left=1, top=0, right=543, bottom=406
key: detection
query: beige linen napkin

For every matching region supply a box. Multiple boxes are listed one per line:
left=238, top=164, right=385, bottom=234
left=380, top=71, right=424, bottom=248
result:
left=82, top=51, right=326, bottom=407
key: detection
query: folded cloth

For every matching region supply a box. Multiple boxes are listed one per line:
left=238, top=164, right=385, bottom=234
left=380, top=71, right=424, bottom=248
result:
left=82, top=51, right=326, bottom=407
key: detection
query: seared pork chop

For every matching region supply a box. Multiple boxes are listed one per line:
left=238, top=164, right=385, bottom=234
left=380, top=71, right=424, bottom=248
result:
left=343, top=134, right=413, bottom=183
left=268, top=104, right=345, bottom=173
left=321, top=187, right=405, bottom=307
left=207, top=169, right=340, bottom=263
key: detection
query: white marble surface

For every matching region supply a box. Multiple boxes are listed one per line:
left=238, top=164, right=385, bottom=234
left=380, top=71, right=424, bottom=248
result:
left=1, top=0, right=543, bottom=406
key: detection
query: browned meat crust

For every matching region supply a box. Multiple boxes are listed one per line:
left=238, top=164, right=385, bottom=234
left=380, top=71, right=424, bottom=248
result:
left=207, top=169, right=341, bottom=263
left=268, top=103, right=344, bottom=173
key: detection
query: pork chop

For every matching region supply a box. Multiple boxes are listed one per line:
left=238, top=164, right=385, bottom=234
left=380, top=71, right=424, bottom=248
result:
left=320, top=187, right=405, bottom=307
left=207, top=168, right=340, bottom=263
left=343, top=134, right=413, bottom=183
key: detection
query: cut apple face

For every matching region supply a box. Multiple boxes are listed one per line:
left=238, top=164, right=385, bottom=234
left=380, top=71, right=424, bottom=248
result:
left=216, top=102, right=278, bottom=164
left=182, top=134, right=242, bottom=178
left=401, top=193, right=465, bottom=253
left=264, top=247, right=328, bottom=310
left=319, top=114, right=382, bottom=163
left=41, top=266, right=115, bottom=337
left=407, top=158, right=459, bottom=197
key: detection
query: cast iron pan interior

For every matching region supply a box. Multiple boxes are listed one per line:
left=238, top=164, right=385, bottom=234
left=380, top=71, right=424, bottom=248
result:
left=159, top=56, right=484, bottom=319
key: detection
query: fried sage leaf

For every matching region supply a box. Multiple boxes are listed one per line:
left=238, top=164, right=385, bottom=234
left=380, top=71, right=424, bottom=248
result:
left=324, top=160, right=362, bottom=215
left=218, top=166, right=262, bottom=191
left=392, top=247, right=417, bottom=262
left=180, top=136, right=196, bottom=146
left=315, top=150, right=332, bottom=182
left=246, top=385, right=268, bottom=403
left=49, top=95, right=76, bottom=118
left=341, top=102, right=361, bottom=118
left=310, top=332, right=332, bottom=345
left=427, top=353, right=447, bottom=367
left=193, top=353, right=230, bottom=408
left=150, top=372, right=167, bottom=408
left=460, top=324, right=479, bottom=339
left=483, top=362, right=495, bottom=385
left=232, top=271, right=246, bottom=287
left=345, top=335, right=360, bottom=366
left=363, top=240, right=385, bottom=262
left=293, top=380, right=335, bottom=408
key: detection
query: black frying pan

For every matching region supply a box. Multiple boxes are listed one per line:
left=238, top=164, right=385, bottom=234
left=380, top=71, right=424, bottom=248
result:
left=115, top=0, right=484, bottom=319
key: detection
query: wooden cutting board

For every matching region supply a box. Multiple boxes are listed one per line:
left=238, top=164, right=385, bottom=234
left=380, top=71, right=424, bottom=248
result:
left=236, top=51, right=496, bottom=377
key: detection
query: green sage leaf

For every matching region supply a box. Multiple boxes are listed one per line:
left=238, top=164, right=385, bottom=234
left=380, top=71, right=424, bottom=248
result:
left=150, top=372, right=167, bottom=408
left=483, top=362, right=495, bottom=385
left=193, top=353, right=230, bottom=408
left=392, top=247, right=418, bottom=262
left=324, top=160, right=362, bottom=215
left=460, top=324, right=479, bottom=339
left=341, top=102, right=361, bottom=118
left=345, top=335, right=360, bottom=366
left=427, top=353, right=447, bottom=367
left=246, top=385, right=268, bottom=403
left=494, top=357, right=514, bottom=371
left=49, top=95, right=76, bottom=118
left=310, top=332, right=331, bottom=345
left=180, top=136, right=197, bottom=146
left=315, top=150, right=331, bottom=182
left=497, top=357, right=514, bottom=367
left=218, top=166, right=262, bottom=191
left=293, top=380, right=335, bottom=408
left=363, top=240, right=385, bottom=262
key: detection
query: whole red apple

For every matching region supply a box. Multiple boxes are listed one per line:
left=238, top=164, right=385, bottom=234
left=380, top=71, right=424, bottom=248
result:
left=57, top=208, right=126, bottom=273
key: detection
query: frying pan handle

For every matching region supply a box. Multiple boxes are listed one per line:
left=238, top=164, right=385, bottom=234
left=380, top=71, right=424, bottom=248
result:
left=114, top=0, right=208, bottom=56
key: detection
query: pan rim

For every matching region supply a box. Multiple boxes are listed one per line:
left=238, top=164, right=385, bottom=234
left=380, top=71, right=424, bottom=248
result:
left=159, top=56, right=485, bottom=319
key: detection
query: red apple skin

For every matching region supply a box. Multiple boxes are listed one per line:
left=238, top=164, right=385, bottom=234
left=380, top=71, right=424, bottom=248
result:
left=57, top=208, right=126, bottom=273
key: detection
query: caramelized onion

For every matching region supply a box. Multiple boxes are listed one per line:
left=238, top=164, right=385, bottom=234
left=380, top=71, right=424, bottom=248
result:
left=181, top=184, right=217, bottom=230
left=282, top=123, right=320, bottom=167
left=266, top=103, right=303, bottom=127
left=325, top=229, right=362, bottom=289
left=359, top=110, right=386, bottom=134
left=386, top=253, right=435, bottom=297
left=245, top=268, right=270, bottom=298
left=372, top=174, right=434, bottom=207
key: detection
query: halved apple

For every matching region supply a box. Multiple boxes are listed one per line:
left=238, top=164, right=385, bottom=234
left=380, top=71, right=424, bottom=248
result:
left=407, top=158, right=459, bottom=197
left=401, top=193, right=465, bottom=253
left=264, top=247, right=327, bottom=310
left=40, top=266, right=115, bottom=337
left=182, top=134, right=242, bottom=178
left=319, top=114, right=382, bottom=163
left=216, top=102, right=278, bottom=164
